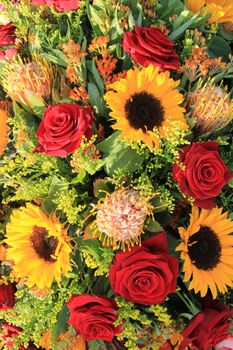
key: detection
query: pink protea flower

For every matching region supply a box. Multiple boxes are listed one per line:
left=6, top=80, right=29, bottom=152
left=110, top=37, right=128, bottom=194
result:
left=93, top=188, right=152, bottom=250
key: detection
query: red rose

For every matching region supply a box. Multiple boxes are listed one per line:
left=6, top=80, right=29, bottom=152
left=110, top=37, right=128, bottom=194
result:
left=32, top=0, right=79, bottom=11
left=109, top=232, right=178, bottom=305
left=122, top=26, right=179, bottom=71
left=0, top=283, right=15, bottom=310
left=173, top=142, right=232, bottom=209
left=179, top=307, right=233, bottom=350
left=34, top=103, right=93, bottom=157
left=0, top=23, right=17, bottom=61
left=67, top=294, right=122, bottom=341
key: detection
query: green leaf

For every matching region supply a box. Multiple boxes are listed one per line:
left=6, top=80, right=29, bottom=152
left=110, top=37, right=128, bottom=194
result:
left=24, top=90, right=46, bottom=117
left=87, top=340, right=107, bottom=350
left=169, top=12, right=200, bottom=40
left=218, top=24, right=233, bottom=42
left=91, top=59, right=105, bottom=95
left=144, top=218, right=163, bottom=233
left=41, top=176, right=68, bottom=214
left=96, top=131, right=121, bottom=152
left=97, top=131, right=144, bottom=176
left=41, top=49, right=68, bottom=67
left=89, top=4, right=105, bottom=27
left=207, top=36, right=232, bottom=61
left=87, top=82, right=106, bottom=116
left=53, top=304, right=69, bottom=341
left=93, top=179, right=112, bottom=198
left=111, top=7, right=124, bottom=36
left=70, top=170, right=87, bottom=184
left=13, top=101, right=38, bottom=130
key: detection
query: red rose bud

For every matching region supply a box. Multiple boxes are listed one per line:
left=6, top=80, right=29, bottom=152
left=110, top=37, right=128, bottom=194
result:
left=109, top=232, right=178, bottom=305
left=122, top=26, right=179, bottom=71
left=0, top=283, right=15, bottom=310
left=34, top=103, right=93, bottom=157
left=179, top=307, right=233, bottom=350
left=0, top=23, right=17, bottom=62
left=173, top=142, right=233, bottom=209
left=67, top=294, right=122, bottom=341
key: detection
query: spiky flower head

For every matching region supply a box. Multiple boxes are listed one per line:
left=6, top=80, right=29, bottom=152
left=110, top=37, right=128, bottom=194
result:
left=2, top=54, right=54, bottom=110
left=187, top=83, right=233, bottom=134
left=93, top=188, right=152, bottom=250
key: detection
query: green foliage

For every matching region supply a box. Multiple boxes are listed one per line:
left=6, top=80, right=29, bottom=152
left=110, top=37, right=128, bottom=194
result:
left=97, top=132, right=144, bottom=176
left=0, top=275, right=85, bottom=349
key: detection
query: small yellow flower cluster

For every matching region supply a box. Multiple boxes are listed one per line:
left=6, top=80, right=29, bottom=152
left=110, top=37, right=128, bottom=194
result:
left=148, top=304, right=173, bottom=327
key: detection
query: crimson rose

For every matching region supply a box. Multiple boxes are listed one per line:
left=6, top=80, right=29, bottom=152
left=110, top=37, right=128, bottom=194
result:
left=34, top=103, right=93, bottom=157
left=109, top=232, right=178, bottom=305
left=122, top=26, right=179, bottom=71
left=179, top=306, right=233, bottom=350
left=0, top=283, right=15, bottom=310
left=0, top=23, right=17, bottom=61
left=173, top=142, right=232, bottom=209
left=67, top=294, right=122, bottom=341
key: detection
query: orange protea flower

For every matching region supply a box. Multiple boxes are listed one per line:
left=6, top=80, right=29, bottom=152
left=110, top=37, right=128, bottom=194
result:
left=187, top=0, right=233, bottom=24
left=0, top=108, right=8, bottom=156
left=104, top=65, right=187, bottom=151
left=2, top=54, right=54, bottom=109
left=187, top=83, right=233, bottom=134
left=176, top=206, right=233, bottom=299
left=90, top=188, right=153, bottom=250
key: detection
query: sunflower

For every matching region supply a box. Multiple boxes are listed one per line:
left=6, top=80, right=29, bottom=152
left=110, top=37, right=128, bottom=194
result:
left=6, top=203, right=72, bottom=289
left=176, top=205, right=233, bottom=299
left=187, top=0, right=233, bottom=24
left=104, top=65, right=187, bottom=151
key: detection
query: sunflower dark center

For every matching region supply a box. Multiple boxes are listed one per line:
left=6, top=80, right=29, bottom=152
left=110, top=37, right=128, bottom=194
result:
left=188, top=225, right=221, bottom=270
left=30, top=226, right=58, bottom=263
left=125, top=92, right=164, bottom=132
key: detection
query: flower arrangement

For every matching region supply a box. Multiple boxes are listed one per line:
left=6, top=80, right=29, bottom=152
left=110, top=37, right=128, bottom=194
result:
left=0, top=0, right=232, bottom=349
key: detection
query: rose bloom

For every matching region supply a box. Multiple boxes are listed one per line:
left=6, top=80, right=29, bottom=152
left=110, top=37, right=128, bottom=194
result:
left=31, top=0, right=79, bottom=12
left=0, top=323, right=38, bottom=350
left=173, top=142, right=232, bottom=209
left=67, top=294, right=122, bottom=341
left=122, top=26, right=179, bottom=71
left=0, top=23, right=17, bottom=61
left=34, top=103, right=93, bottom=157
left=109, top=232, right=178, bottom=305
left=179, top=306, right=233, bottom=350
left=0, top=282, right=15, bottom=310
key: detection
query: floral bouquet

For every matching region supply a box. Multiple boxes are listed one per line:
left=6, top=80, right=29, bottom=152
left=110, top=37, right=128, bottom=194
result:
left=0, top=0, right=233, bottom=349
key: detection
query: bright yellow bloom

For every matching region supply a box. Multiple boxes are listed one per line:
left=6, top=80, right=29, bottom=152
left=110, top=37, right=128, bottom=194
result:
left=104, top=65, right=187, bottom=152
left=6, top=203, right=72, bottom=289
left=187, top=0, right=233, bottom=24
left=176, top=206, right=233, bottom=299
